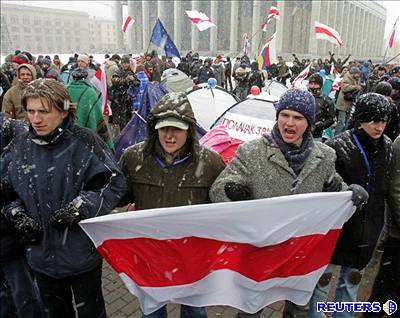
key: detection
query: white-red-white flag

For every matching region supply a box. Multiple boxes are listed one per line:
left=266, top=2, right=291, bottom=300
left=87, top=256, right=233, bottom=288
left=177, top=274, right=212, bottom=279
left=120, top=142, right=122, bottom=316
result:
left=91, top=64, right=111, bottom=116
left=291, top=62, right=312, bottom=88
left=122, top=15, right=135, bottom=33
left=80, top=192, right=355, bottom=315
left=388, top=16, right=399, bottom=49
left=315, top=21, right=342, bottom=47
left=260, top=6, right=280, bottom=32
left=186, top=10, right=216, bottom=31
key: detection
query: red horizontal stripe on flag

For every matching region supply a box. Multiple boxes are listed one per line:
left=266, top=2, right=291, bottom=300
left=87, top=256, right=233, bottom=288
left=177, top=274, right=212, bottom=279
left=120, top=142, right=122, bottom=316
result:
left=315, top=27, right=341, bottom=45
left=98, top=230, right=340, bottom=287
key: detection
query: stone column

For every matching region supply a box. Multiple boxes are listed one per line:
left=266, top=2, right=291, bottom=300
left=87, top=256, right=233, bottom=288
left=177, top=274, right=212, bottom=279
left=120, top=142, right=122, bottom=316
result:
left=251, top=0, right=262, bottom=59
left=114, top=0, right=123, bottom=51
left=157, top=0, right=167, bottom=25
left=174, top=0, right=182, bottom=51
left=142, top=0, right=150, bottom=52
left=127, top=0, right=135, bottom=52
left=307, top=1, right=320, bottom=57
left=191, top=0, right=199, bottom=52
left=210, top=0, right=218, bottom=56
left=229, top=0, right=239, bottom=54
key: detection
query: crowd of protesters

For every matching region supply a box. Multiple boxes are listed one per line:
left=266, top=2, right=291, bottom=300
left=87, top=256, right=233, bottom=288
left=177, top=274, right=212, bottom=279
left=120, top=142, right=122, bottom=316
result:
left=0, top=46, right=399, bottom=318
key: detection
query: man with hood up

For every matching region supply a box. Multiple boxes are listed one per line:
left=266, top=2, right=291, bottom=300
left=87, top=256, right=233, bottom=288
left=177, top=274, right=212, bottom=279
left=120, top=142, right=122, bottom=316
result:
left=118, top=92, right=225, bottom=318
left=3, top=63, right=37, bottom=120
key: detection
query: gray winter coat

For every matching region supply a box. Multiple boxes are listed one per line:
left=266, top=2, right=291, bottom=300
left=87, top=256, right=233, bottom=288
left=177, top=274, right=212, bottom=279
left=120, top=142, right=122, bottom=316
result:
left=210, top=137, right=345, bottom=202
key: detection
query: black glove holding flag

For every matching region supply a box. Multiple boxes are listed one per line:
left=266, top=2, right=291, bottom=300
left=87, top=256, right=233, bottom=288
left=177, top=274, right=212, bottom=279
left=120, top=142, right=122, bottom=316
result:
left=348, top=184, right=369, bottom=207
left=224, top=182, right=252, bottom=201
left=50, top=196, right=83, bottom=229
left=4, top=205, right=43, bottom=244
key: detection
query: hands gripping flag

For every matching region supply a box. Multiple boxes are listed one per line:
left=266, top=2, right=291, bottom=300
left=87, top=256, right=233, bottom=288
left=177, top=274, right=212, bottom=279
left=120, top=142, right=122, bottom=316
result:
left=80, top=192, right=355, bottom=315
left=186, top=10, right=216, bottom=31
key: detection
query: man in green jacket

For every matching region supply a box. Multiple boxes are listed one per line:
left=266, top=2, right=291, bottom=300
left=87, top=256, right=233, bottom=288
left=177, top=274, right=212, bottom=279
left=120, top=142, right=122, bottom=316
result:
left=66, top=68, right=114, bottom=152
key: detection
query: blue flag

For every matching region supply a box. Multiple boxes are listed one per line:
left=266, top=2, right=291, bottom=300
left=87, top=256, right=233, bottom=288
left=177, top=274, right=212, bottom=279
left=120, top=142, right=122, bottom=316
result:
left=150, top=19, right=181, bottom=59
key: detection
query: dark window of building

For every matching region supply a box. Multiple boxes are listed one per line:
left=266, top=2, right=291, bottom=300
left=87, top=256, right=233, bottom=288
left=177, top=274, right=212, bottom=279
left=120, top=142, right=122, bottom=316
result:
left=23, top=15, right=30, bottom=24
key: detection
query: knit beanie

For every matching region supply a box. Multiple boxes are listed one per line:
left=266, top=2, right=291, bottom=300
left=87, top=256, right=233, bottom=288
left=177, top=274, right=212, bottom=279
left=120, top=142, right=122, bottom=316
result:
left=349, top=67, right=361, bottom=74
left=13, top=53, right=30, bottom=65
left=274, top=88, right=316, bottom=126
left=77, top=54, right=90, bottom=64
left=42, top=58, right=52, bottom=66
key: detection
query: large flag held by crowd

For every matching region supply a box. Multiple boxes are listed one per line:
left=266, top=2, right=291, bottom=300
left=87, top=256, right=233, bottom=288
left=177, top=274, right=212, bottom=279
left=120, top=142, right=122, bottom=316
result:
left=80, top=192, right=355, bottom=315
left=314, top=21, right=343, bottom=47
left=260, top=6, right=280, bottom=32
left=186, top=10, right=216, bottom=31
left=150, top=19, right=181, bottom=59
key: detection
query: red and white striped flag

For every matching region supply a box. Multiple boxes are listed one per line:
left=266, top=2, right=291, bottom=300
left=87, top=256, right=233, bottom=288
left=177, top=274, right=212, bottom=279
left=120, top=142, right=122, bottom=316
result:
left=330, top=63, right=339, bottom=77
left=122, top=16, right=135, bottom=33
left=186, top=10, right=216, bottom=31
left=315, top=21, right=342, bottom=47
left=260, top=6, right=280, bottom=32
left=291, top=62, right=312, bottom=88
left=80, top=192, right=355, bottom=315
left=388, top=16, right=399, bottom=49
left=91, top=64, right=111, bottom=116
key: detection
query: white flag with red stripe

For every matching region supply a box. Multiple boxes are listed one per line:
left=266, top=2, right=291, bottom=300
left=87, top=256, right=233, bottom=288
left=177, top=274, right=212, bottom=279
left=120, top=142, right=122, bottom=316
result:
left=186, top=10, right=216, bottom=31
left=80, top=192, right=355, bottom=315
left=315, top=21, right=342, bottom=47
left=90, top=64, right=111, bottom=116
left=260, top=6, right=280, bottom=32
left=388, top=16, right=399, bottom=49
left=122, top=16, right=135, bottom=33
left=291, top=62, right=312, bottom=88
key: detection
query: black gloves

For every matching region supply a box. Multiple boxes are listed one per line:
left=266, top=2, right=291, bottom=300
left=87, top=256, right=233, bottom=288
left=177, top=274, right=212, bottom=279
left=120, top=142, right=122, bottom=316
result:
left=348, top=184, right=369, bottom=207
left=224, top=182, right=252, bottom=201
left=7, top=206, right=42, bottom=244
left=49, top=196, right=83, bottom=229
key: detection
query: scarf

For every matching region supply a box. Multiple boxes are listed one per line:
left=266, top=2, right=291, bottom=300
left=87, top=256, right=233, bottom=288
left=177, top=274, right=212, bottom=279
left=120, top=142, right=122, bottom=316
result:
left=29, top=115, right=72, bottom=145
left=266, top=124, right=314, bottom=175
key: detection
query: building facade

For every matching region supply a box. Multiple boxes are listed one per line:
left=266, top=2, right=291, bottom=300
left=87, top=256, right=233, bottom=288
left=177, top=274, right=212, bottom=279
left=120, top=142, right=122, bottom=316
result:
left=1, top=1, right=391, bottom=61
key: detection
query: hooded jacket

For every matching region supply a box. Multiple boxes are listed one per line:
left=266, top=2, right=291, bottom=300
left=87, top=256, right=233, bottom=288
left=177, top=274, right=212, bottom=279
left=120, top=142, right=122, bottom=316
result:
left=1, top=116, right=126, bottom=278
left=119, top=93, right=225, bottom=210
left=3, top=64, right=37, bottom=120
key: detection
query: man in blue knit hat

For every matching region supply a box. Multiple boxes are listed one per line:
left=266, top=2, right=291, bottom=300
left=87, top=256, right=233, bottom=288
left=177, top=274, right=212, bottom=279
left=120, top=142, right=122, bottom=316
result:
left=210, top=88, right=368, bottom=318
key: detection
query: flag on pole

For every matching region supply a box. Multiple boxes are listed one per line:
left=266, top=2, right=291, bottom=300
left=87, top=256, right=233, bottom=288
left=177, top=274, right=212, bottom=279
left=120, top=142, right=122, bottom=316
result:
left=257, top=32, right=277, bottom=70
left=291, top=62, right=312, bottom=88
left=260, top=6, right=280, bottom=32
left=186, top=10, right=216, bottom=31
left=80, top=192, right=355, bottom=315
left=315, top=21, right=343, bottom=47
left=150, top=19, right=181, bottom=59
left=122, top=15, right=135, bottom=33
left=388, top=16, right=399, bottom=49
left=90, top=64, right=110, bottom=116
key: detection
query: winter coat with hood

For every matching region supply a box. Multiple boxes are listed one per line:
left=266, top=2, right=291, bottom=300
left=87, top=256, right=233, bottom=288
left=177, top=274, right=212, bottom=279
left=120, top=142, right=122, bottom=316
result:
left=0, top=115, right=126, bottom=278
left=326, top=128, right=392, bottom=269
left=336, top=72, right=362, bottom=112
left=119, top=92, right=225, bottom=210
left=3, top=64, right=37, bottom=120
left=210, top=135, right=345, bottom=203
left=66, top=79, right=114, bottom=151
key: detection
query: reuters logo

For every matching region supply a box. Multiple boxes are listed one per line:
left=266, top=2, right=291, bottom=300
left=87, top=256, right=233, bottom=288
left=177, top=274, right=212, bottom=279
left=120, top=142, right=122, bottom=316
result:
left=383, top=300, right=397, bottom=316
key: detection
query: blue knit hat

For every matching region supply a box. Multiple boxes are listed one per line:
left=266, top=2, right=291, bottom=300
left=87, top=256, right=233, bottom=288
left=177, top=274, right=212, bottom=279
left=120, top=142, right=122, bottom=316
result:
left=275, top=88, right=316, bottom=126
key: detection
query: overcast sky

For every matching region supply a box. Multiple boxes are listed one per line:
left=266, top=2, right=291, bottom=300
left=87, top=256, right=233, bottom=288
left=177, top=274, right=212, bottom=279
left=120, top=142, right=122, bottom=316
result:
left=2, top=0, right=399, bottom=38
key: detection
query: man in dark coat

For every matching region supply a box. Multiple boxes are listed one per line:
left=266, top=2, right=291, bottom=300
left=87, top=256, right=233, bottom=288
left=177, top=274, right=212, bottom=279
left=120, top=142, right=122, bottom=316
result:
left=1, top=79, right=126, bottom=318
left=118, top=92, right=225, bottom=317
left=307, top=73, right=335, bottom=140
left=0, top=113, right=46, bottom=318
left=309, top=93, right=393, bottom=318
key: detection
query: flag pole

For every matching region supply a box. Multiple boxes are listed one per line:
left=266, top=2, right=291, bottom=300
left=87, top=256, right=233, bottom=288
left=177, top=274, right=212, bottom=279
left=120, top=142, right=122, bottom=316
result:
left=231, top=29, right=263, bottom=61
left=384, top=52, right=400, bottom=65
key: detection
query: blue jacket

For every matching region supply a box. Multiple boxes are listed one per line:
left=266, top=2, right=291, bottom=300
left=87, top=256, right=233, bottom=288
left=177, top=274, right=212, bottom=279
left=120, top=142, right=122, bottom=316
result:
left=1, top=116, right=126, bottom=277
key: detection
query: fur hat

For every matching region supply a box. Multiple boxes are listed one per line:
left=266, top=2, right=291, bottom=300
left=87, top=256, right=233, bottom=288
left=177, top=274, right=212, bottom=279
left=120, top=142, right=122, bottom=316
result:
left=354, top=93, right=390, bottom=123
left=77, top=54, right=90, bottom=64
left=275, top=88, right=316, bottom=126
